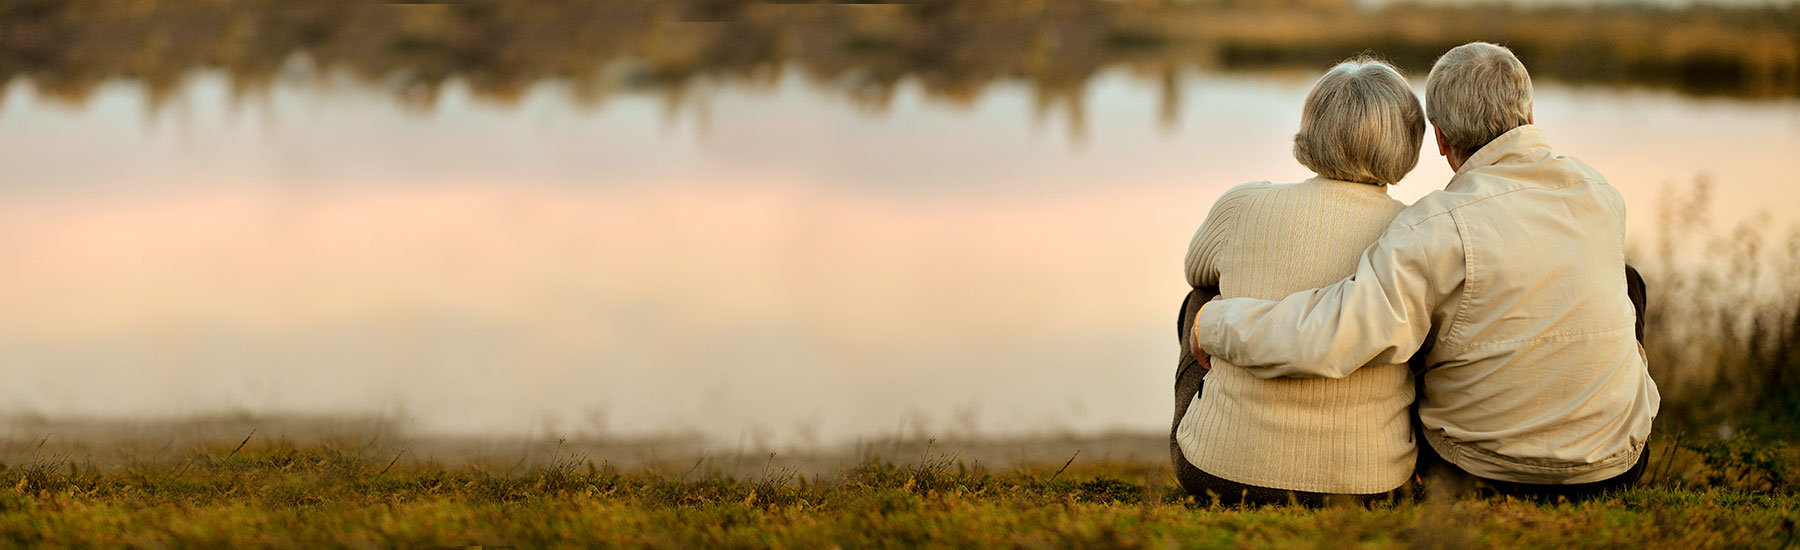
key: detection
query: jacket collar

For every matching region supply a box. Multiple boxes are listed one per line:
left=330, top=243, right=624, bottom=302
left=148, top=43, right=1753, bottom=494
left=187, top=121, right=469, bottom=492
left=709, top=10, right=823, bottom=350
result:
left=1455, top=124, right=1550, bottom=178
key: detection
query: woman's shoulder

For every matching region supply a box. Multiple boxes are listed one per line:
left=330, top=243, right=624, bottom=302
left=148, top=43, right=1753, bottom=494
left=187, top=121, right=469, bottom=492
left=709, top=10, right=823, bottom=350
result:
left=1213, top=180, right=1276, bottom=207
left=1276, top=178, right=1411, bottom=209
left=1226, top=179, right=1410, bottom=228
left=1225, top=180, right=1277, bottom=195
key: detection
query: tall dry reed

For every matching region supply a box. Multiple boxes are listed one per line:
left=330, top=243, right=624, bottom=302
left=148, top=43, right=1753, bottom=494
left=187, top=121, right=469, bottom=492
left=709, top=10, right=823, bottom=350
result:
left=1633, top=177, right=1800, bottom=434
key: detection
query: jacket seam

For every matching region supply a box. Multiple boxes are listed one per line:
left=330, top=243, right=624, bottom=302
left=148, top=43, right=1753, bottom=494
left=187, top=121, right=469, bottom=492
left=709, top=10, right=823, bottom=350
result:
left=1443, top=211, right=1475, bottom=348
left=1396, top=173, right=1596, bottom=230
left=1449, top=323, right=1638, bottom=353
left=1415, top=175, right=1597, bottom=352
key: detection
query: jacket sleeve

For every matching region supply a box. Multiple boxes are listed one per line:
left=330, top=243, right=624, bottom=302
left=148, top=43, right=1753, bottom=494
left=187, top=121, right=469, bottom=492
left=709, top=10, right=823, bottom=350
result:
left=1190, top=217, right=1462, bottom=379
left=1185, top=184, right=1260, bottom=288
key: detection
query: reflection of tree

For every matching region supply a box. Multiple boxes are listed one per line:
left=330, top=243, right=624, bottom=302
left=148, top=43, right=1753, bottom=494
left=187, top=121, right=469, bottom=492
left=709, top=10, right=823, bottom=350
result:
left=3, top=0, right=1796, bottom=134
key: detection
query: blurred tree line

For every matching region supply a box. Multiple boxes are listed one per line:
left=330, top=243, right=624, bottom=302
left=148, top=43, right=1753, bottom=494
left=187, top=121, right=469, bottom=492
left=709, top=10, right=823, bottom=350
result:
left=2, top=0, right=1796, bottom=121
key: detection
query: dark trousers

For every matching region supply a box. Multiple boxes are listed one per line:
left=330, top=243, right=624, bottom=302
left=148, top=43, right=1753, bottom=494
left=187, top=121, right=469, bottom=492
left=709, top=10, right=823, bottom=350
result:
left=1170, top=266, right=1652, bottom=504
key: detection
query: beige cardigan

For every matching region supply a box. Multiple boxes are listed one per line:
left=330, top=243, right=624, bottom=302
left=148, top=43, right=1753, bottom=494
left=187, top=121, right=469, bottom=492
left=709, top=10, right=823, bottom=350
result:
left=1177, top=177, right=1417, bottom=494
left=1193, top=125, right=1658, bottom=485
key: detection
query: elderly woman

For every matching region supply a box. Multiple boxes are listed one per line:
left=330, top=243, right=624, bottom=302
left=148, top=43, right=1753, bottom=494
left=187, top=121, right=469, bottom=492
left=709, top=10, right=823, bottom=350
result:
left=1171, top=57, right=1426, bottom=505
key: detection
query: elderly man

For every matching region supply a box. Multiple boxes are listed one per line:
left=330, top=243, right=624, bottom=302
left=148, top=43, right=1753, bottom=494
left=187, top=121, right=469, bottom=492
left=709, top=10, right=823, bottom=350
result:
left=1188, top=42, right=1659, bottom=497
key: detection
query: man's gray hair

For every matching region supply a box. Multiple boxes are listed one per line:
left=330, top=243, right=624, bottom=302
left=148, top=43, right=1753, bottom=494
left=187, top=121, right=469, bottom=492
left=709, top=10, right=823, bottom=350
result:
left=1425, top=42, right=1534, bottom=159
left=1292, top=57, right=1426, bottom=186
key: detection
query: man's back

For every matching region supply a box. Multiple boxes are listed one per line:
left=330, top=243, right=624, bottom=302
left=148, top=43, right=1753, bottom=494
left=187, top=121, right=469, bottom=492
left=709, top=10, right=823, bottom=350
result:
left=1402, top=125, right=1660, bottom=484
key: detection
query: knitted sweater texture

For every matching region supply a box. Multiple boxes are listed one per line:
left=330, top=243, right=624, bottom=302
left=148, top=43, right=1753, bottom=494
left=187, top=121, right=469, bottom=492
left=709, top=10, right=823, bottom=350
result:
left=1176, top=177, right=1416, bottom=494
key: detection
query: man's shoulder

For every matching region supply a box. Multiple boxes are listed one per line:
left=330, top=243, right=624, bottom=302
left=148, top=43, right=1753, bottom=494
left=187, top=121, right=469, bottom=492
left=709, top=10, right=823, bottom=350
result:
left=1395, top=153, right=1611, bottom=227
left=1389, top=189, right=1467, bottom=230
left=1551, top=152, right=1608, bottom=182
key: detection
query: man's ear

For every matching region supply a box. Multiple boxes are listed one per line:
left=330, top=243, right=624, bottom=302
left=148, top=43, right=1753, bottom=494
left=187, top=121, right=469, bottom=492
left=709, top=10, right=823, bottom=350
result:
left=1434, top=126, right=1450, bottom=157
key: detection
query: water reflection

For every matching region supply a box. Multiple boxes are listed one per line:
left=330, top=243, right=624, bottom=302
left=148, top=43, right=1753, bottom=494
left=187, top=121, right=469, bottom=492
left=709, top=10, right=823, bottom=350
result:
left=3, top=65, right=1796, bottom=446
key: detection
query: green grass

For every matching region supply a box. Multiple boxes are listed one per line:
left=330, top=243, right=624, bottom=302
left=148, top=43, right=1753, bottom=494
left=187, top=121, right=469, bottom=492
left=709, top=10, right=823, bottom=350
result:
left=1, top=441, right=1795, bottom=548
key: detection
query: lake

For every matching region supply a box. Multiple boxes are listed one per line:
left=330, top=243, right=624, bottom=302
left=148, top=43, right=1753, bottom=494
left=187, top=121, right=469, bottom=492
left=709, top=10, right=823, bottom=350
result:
left=3, top=60, right=1797, bottom=449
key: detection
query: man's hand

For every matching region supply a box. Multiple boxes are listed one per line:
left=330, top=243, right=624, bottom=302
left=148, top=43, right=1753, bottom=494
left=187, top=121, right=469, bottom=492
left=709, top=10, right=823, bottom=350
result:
left=1189, top=295, right=1222, bottom=370
left=1192, top=343, right=1211, bottom=371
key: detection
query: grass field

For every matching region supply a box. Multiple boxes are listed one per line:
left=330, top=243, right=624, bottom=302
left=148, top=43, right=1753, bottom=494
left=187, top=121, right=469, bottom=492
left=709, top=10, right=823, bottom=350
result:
left=1, top=434, right=1795, bottom=549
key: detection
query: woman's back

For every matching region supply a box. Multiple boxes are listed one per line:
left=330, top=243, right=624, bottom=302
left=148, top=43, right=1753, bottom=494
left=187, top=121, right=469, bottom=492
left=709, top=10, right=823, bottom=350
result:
left=1176, top=177, right=1415, bottom=494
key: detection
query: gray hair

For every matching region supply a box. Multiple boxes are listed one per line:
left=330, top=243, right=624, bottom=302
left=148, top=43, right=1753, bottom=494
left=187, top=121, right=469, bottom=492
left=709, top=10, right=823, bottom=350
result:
left=1292, top=57, right=1426, bottom=186
left=1425, top=42, right=1534, bottom=160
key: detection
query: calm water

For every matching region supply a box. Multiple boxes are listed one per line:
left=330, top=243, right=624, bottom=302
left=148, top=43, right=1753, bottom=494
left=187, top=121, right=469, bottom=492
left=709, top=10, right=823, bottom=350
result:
left=3, top=67, right=1798, bottom=447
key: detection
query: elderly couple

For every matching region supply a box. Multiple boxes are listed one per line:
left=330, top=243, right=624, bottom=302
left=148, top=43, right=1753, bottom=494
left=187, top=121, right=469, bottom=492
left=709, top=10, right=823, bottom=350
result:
left=1170, top=42, right=1659, bottom=505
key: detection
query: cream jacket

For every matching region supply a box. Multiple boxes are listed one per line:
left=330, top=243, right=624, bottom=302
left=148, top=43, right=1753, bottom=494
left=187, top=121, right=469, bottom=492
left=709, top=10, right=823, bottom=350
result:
left=1192, top=125, right=1660, bottom=484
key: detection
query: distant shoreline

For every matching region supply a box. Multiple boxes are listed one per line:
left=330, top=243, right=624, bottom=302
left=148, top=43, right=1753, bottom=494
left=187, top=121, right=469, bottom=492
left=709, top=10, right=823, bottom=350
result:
left=0, top=413, right=1167, bottom=477
left=3, top=0, right=1795, bottom=113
